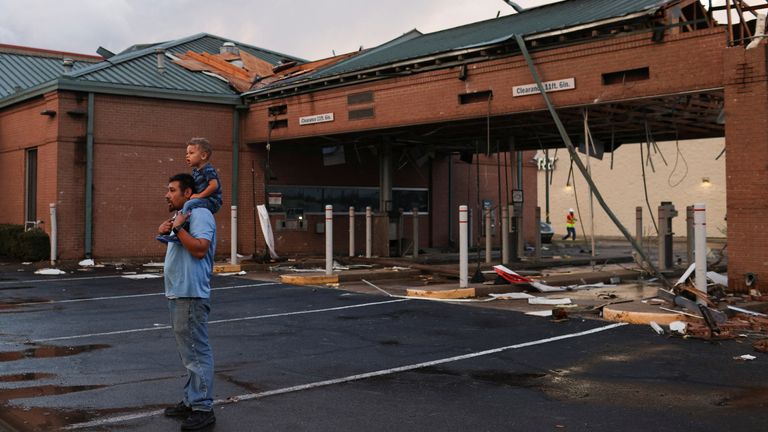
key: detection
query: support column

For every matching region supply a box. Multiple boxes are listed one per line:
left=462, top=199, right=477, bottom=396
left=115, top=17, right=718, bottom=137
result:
left=724, top=43, right=768, bottom=292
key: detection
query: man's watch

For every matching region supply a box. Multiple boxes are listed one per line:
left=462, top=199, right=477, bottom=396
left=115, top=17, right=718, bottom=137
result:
left=172, top=225, right=184, bottom=235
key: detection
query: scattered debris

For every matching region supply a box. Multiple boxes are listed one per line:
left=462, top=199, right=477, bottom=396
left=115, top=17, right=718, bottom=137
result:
left=525, top=310, right=553, bottom=317
left=669, top=321, right=687, bottom=335
left=733, top=354, right=757, bottom=361
left=78, top=259, right=95, bottom=267
left=551, top=307, right=569, bottom=321
left=34, top=268, right=66, bottom=275
left=649, top=321, right=665, bottom=335
left=528, top=297, right=572, bottom=305
left=489, top=292, right=535, bottom=300
left=121, top=274, right=162, bottom=280
left=727, top=306, right=767, bottom=317
left=754, top=340, right=768, bottom=353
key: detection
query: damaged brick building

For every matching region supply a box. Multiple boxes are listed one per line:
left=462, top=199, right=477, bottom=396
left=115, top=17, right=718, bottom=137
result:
left=1, top=0, right=766, bottom=292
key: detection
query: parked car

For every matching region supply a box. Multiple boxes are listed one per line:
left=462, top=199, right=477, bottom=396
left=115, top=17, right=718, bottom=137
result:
left=540, top=221, right=554, bottom=243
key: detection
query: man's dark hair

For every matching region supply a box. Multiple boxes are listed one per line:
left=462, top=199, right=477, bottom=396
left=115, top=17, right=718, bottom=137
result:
left=169, top=173, right=195, bottom=192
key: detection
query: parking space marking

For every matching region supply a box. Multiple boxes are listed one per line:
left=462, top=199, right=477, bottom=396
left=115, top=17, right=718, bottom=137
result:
left=64, top=322, right=627, bottom=430
left=0, top=275, right=127, bottom=285
left=26, top=299, right=409, bottom=343
left=9, top=282, right=279, bottom=307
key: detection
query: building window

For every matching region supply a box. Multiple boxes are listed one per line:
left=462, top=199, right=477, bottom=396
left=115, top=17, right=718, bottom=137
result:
left=459, top=90, right=493, bottom=104
left=266, top=185, right=429, bottom=214
left=347, top=91, right=374, bottom=105
left=602, top=67, right=649, bottom=85
left=348, top=107, right=375, bottom=120
left=25, top=148, right=37, bottom=223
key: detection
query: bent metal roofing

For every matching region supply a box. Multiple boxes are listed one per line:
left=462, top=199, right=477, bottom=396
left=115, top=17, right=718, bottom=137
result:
left=245, top=0, right=671, bottom=96
left=0, top=33, right=303, bottom=106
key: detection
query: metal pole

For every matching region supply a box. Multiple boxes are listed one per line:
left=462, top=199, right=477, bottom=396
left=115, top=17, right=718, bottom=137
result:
left=325, top=205, right=333, bottom=276
left=49, top=203, right=57, bottom=265
left=349, top=206, right=355, bottom=257
left=230, top=206, right=237, bottom=265
left=515, top=34, right=671, bottom=289
left=694, top=203, right=707, bottom=296
left=365, top=206, right=372, bottom=258
left=459, top=205, right=469, bottom=288
left=412, top=207, right=419, bottom=258
left=584, top=110, right=596, bottom=258
left=485, top=207, right=492, bottom=263
left=501, top=205, right=509, bottom=264
left=636, top=206, right=643, bottom=266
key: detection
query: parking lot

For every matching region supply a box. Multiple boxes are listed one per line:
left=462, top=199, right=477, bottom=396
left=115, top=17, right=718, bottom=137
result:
left=1, top=264, right=767, bottom=432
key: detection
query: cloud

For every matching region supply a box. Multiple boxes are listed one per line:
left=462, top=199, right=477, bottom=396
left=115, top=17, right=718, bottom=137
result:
left=0, top=0, right=556, bottom=59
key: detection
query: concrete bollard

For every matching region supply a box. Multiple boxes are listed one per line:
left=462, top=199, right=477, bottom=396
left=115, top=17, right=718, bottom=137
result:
left=501, top=205, right=509, bottom=264
left=365, top=206, right=372, bottom=258
left=459, top=205, right=468, bottom=288
left=230, top=205, right=238, bottom=265
left=694, top=203, right=707, bottom=297
left=325, top=205, right=333, bottom=276
left=349, top=206, right=355, bottom=257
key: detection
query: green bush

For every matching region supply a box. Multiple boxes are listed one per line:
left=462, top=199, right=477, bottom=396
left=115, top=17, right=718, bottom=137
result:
left=0, top=224, right=49, bottom=261
left=17, top=229, right=50, bottom=261
left=0, top=224, right=23, bottom=257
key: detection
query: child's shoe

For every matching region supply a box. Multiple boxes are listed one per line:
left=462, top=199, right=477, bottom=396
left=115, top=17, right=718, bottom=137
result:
left=156, top=234, right=180, bottom=244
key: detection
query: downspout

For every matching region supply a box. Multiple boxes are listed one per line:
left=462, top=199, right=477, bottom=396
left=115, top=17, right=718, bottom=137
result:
left=514, top=34, right=672, bottom=289
left=85, top=92, right=94, bottom=259
left=231, top=109, right=240, bottom=207
left=231, top=108, right=241, bottom=265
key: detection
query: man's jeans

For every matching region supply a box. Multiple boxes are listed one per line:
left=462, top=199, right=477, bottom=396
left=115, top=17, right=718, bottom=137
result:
left=168, top=298, right=214, bottom=411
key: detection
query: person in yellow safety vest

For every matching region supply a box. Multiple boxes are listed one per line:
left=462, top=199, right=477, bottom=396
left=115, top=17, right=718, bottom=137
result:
left=562, top=208, right=577, bottom=240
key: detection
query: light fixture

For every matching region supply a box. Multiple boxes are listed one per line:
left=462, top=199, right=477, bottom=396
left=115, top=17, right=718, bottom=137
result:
left=40, top=109, right=56, bottom=117
left=564, top=179, right=572, bottom=191
left=701, top=177, right=711, bottom=186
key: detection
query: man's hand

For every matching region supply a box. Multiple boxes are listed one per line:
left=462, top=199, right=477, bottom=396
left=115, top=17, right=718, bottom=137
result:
left=173, top=212, right=188, bottom=229
left=158, top=218, right=173, bottom=235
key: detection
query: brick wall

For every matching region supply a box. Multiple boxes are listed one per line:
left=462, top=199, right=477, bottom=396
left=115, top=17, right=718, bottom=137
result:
left=723, top=43, right=768, bottom=293
left=245, top=29, right=725, bottom=143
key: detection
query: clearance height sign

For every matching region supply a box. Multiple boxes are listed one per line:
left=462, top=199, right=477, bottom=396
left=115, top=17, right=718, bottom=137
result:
left=513, top=78, right=575, bottom=97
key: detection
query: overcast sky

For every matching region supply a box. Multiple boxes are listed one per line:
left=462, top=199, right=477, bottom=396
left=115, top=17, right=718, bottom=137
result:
left=0, top=0, right=558, bottom=60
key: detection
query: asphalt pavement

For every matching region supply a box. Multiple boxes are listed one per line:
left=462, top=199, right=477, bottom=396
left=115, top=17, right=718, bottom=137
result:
left=0, top=262, right=765, bottom=432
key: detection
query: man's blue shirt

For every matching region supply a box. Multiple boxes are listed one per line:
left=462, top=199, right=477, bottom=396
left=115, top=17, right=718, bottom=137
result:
left=164, top=207, right=216, bottom=298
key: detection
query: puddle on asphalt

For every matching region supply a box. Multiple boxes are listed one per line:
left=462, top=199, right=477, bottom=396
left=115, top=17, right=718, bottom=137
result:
left=0, top=344, right=110, bottom=362
left=0, top=384, right=105, bottom=401
left=0, top=297, right=49, bottom=311
left=0, top=372, right=54, bottom=382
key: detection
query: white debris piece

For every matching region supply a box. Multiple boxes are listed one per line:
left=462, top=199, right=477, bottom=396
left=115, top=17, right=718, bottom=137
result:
left=529, top=281, right=567, bottom=292
left=706, top=271, right=728, bottom=287
left=735, top=354, right=757, bottom=361
left=649, top=321, right=665, bottom=335
left=669, top=321, right=687, bottom=335
left=528, top=297, right=571, bottom=305
left=525, top=310, right=553, bottom=317
left=676, top=263, right=696, bottom=286
left=489, top=292, right=535, bottom=300
left=121, top=274, right=163, bottom=279
left=78, top=259, right=95, bottom=266
left=34, top=268, right=66, bottom=275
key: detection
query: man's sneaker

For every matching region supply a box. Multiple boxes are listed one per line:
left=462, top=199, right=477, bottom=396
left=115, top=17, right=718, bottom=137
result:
left=181, top=410, right=216, bottom=430
left=156, top=234, right=181, bottom=244
left=164, top=401, right=192, bottom=418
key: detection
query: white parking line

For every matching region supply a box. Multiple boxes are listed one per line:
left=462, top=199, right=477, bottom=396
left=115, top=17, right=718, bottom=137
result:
left=10, top=282, right=279, bottom=307
left=28, top=298, right=409, bottom=343
left=64, top=322, right=628, bottom=430
left=0, top=275, right=127, bottom=285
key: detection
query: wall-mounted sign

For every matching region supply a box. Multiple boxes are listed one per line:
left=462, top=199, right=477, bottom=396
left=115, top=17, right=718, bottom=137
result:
left=299, top=113, right=334, bottom=125
left=513, top=78, right=575, bottom=97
